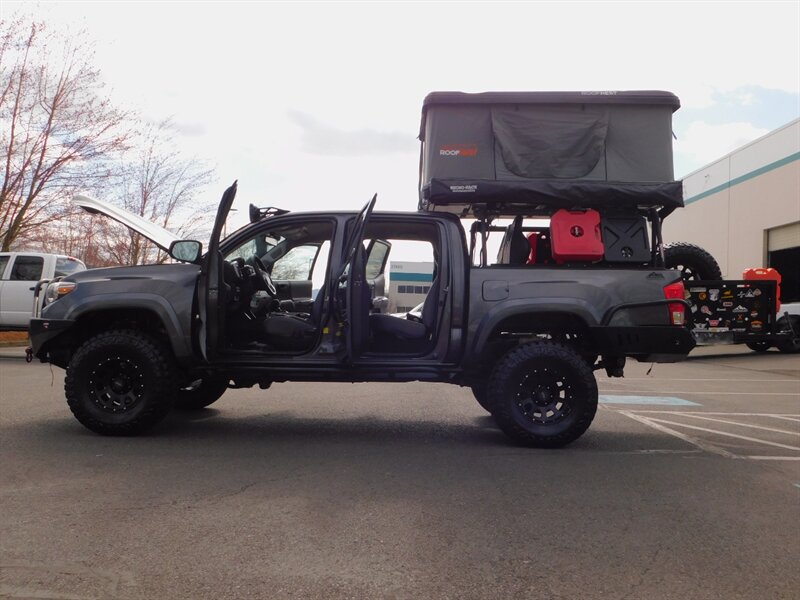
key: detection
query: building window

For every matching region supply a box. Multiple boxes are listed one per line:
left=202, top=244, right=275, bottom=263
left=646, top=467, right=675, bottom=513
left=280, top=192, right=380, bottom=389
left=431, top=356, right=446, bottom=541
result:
left=414, top=285, right=423, bottom=294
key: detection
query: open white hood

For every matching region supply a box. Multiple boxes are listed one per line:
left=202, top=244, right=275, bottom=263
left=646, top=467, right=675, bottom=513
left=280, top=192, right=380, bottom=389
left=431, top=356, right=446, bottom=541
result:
left=72, top=194, right=180, bottom=252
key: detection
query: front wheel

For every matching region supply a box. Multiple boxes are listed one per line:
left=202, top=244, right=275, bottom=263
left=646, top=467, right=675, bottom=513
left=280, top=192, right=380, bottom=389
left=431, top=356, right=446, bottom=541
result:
left=65, top=330, right=176, bottom=435
left=488, top=341, right=598, bottom=448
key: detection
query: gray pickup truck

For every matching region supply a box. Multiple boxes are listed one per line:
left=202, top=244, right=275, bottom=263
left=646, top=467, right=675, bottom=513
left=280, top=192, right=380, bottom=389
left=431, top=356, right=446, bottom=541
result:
left=28, top=91, right=696, bottom=447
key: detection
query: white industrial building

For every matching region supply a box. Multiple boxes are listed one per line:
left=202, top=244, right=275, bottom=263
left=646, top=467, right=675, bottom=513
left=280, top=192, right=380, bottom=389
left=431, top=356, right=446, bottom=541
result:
left=387, top=261, right=434, bottom=313
left=663, top=118, right=800, bottom=303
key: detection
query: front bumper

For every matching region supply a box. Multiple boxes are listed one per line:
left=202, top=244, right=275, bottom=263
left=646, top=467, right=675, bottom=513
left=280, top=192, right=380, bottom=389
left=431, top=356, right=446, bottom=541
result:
left=29, top=318, right=75, bottom=362
left=589, top=325, right=695, bottom=363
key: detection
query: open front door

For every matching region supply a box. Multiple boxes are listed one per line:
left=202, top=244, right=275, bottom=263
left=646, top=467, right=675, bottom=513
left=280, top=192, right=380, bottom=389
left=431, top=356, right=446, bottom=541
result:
left=335, top=194, right=377, bottom=361
left=198, top=181, right=238, bottom=360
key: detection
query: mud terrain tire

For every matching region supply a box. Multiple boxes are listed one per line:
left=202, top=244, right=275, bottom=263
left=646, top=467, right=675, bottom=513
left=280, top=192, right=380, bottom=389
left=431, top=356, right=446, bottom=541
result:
left=488, top=341, right=598, bottom=448
left=65, top=330, right=176, bottom=435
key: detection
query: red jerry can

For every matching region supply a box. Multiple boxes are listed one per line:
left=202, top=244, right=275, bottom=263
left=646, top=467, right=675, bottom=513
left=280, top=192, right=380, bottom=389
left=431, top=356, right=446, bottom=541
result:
left=550, top=209, right=604, bottom=263
left=743, top=267, right=781, bottom=311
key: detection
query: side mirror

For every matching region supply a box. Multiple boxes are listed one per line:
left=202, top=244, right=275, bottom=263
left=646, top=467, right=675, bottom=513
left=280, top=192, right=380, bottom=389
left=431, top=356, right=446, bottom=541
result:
left=169, top=240, right=203, bottom=263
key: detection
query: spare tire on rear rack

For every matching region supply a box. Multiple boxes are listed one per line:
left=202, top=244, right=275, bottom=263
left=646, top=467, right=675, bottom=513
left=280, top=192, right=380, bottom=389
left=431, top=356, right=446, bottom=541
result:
left=663, top=242, right=723, bottom=283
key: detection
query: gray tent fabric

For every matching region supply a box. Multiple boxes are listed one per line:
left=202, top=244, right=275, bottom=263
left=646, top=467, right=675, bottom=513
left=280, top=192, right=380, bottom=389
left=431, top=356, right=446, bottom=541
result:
left=418, top=91, right=683, bottom=214
left=491, top=106, right=609, bottom=179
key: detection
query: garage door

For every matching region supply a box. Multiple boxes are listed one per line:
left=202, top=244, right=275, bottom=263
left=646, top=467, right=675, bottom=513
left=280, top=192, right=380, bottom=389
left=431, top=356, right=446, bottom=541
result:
left=768, top=221, right=800, bottom=252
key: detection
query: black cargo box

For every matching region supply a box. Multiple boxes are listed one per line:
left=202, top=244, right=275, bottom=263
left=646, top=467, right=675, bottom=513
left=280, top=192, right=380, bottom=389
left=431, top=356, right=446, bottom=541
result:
left=418, top=91, right=683, bottom=216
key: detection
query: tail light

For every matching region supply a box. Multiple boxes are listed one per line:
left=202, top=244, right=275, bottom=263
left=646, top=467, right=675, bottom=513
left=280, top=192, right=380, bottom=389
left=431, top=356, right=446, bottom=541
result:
left=663, top=281, right=686, bottom=326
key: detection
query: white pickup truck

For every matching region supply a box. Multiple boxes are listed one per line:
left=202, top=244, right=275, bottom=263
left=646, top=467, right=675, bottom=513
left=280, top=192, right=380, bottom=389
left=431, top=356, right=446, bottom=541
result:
left=0, top=252, right=87, bottom=330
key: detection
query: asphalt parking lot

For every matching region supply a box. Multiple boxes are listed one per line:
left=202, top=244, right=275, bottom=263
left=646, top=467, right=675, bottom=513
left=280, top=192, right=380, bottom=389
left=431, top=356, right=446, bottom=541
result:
left=1, top=345, right=798, bottom=599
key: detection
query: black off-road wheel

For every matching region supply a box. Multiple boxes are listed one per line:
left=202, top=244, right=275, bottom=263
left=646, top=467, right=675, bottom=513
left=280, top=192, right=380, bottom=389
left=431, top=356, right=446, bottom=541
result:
left=776, top=315, right=800, bottom=354
left=175, top=377, right=229, bottom=410
left=663, top=242, right=723, bottom=283
left=65, top=330, right=176, bottom=436
left=488, top=341, right=598, bottom=448
left=470, top=381, right=492, bottom=414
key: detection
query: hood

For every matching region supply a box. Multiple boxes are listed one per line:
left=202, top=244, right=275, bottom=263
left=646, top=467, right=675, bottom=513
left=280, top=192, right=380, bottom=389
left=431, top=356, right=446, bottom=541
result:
left=72, top=194, right=180, bottom=252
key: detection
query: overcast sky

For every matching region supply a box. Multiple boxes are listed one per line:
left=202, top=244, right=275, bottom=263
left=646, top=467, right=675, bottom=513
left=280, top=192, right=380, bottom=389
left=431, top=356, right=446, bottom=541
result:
left=7, top=1, right=800, bottom=228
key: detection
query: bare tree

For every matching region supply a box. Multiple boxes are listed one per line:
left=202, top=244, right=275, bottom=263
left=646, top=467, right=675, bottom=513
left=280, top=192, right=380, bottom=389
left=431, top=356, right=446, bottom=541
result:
left=15, top=205, right=120, bottom=267
left=0, top=16, right=130, bottom=251
left=100, top=119, right=215, bottom=265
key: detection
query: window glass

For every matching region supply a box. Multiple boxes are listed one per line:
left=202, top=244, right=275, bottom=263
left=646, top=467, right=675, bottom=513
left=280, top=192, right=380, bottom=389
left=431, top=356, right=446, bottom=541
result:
left=310, top=241, right=330, bottom=295
left=366, top=241, right=390, bottom=280
left=223, top=222, right=334, bottom=289
left=272, top=245, right=318, bottom=280
left=0, top=256, right=9, bottom=279
left=55, top=257, right=86, bottom=277
left=225, top=238, right=258, bottom=261
left=10, top=256, right=44, bottom=281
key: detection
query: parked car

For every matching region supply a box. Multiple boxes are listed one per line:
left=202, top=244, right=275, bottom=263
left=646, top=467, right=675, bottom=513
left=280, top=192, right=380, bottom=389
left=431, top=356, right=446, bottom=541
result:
left=0, top=252, right=86, bottom=330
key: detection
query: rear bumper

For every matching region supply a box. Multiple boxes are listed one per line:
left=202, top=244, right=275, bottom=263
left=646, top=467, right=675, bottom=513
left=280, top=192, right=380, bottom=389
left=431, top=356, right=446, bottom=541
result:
left=589, top=325, right=695, bottom=363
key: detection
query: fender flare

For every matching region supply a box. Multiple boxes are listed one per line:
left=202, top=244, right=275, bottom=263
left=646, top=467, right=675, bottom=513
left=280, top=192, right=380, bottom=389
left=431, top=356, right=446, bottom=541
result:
left=64, top=294, right=194, bottom=363
left=468, top=298, right=601, bottom=363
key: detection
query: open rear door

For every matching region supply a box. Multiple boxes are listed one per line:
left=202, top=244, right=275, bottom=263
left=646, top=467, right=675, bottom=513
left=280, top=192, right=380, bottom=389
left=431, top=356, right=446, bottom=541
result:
left=335, top=194, right=377, bottom=361
left=198, top=181, right=238, bottom=360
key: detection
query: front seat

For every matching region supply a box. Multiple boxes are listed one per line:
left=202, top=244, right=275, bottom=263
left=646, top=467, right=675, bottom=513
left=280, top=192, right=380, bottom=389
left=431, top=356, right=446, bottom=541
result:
left=370, top=275, right=441, bottom=341
left=261, top=278, right=331, bottom=352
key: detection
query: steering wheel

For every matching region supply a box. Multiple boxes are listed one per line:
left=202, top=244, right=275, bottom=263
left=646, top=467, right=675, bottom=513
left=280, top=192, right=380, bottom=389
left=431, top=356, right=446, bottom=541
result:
left=247, top=255, right=277, bottom=297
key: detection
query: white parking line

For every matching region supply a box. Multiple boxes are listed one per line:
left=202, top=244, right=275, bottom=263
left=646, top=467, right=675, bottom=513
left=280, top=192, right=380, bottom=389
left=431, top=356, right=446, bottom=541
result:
left=643, top=417, right=800, bottom=452
left=600, top=378, right=799, bottom=383
left=620, top=411, right=800, bottom=417
left=619, top=411, right=738, bottom=458
left=597, top=390, right=800, bottom=396
left=652, top=413, right=799, bottom=436
left=748, top=457, right=800, bottom=461
left=764, top=415, right=800, bottom=423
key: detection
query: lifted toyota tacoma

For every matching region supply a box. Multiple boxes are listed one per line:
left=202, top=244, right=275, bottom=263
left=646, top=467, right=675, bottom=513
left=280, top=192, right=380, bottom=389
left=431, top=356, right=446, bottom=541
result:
left=28, top=91, right=696, bottom=447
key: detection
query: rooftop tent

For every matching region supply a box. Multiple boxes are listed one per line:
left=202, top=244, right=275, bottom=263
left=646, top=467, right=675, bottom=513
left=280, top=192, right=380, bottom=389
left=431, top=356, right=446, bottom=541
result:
left=418, top=91, right=683, bottom=216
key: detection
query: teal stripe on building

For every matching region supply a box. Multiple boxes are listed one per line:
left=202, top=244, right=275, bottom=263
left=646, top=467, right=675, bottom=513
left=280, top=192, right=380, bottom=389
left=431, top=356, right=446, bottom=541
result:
left=391, top=272, right=433, bottom=282
left=684, top=151, right=800, bottom=205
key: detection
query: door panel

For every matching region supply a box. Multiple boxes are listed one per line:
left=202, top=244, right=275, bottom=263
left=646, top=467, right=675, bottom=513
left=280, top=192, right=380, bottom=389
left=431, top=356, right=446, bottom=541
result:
left=338, top=194, right=377, bottom=360
left=2, top=255, right=45, bottom=327
left=199, top=181, right=238, bottom=359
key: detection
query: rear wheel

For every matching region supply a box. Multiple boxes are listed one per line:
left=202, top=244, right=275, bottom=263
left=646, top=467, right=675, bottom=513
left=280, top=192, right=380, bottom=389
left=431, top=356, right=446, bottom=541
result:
left=488, top=341, right=598, bottom=447
left=663, top=242, right=723, bottom=283
left=65, top=330, right=176, bottom=435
